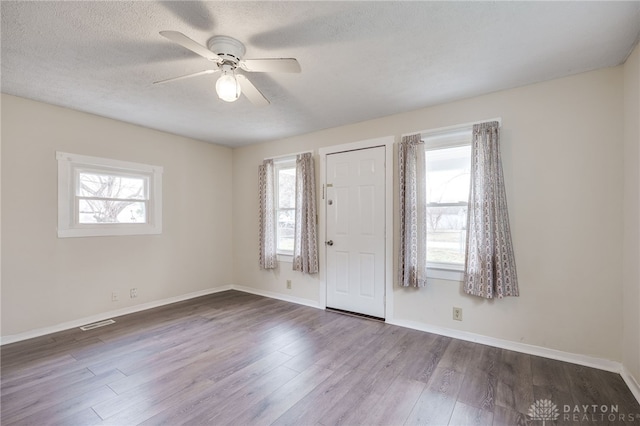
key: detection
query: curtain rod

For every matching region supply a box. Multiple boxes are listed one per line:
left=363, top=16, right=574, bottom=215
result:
left=263, top=150, right=313, bottom=162
left=401, top=117, right=502, bottom=138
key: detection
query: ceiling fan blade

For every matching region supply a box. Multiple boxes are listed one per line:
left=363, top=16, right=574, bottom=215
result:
left=239, top=58, right=301, bottom=73
left=159, top=31, right=222, bottom=62
left=153, top=69, right=218, bottom=85
left=236, top=74, right=270, bottom=106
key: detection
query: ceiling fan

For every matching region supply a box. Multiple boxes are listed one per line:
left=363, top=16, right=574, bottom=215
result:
left=154, top=31, right=301, bottom=106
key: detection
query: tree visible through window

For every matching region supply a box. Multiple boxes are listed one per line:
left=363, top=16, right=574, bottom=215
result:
left=77, top=172, right=148, bottom=224
left=425, top=135, right=471, bottom=267
left=275, top=160, right=296, bottom=254
left=57, top=152, right=162, bottom=238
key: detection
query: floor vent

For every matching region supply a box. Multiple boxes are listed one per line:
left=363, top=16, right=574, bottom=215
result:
left=80, top=319, right=115, bottom=331
left=325, top=307, right=385, bottom=323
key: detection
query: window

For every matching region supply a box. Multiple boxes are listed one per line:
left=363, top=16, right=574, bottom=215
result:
left=423, top=128, right=472, bottom=275
left=274, top=158, right=296, bottom=255
left=57, top=152, right=163, bottom=238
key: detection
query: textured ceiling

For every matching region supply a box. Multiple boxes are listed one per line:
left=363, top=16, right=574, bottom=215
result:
left=2, top=1, right=639, bottom=147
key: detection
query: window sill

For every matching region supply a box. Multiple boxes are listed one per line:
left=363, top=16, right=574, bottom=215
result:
left=58, top=224, right=161, bottom=238
left=426, top=266, right=464, bottom=282
left=277, top=254, right=293, bottom=263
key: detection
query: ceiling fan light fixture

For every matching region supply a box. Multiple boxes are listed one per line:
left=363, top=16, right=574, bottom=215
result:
left=157, top=31, right=298, bottom=106
left=215, top=68, right=241, bottom=102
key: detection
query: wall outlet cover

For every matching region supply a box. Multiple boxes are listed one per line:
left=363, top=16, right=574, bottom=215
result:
left=453, top=307, right=463, bottom=321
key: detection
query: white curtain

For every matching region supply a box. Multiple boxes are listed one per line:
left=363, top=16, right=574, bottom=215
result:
left=258, top=159, right=277, bottom=269
left=398, top=134, right=428, bottom=287
left=293, top=153, right=319, bottom=274
left=464, top=122, right=519, bottom=299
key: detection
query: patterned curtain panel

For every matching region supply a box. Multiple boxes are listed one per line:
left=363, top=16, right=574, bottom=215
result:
left=398, top=134, right=428, bottom=287
left=293, top=153, right=319, bottom=274
left=464, top=122, right=519, bottom=299
left=258, top=159, right=277, bottom=269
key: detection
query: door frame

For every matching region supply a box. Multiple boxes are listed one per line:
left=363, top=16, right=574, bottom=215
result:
left=318, top=136, right=394, bottom=321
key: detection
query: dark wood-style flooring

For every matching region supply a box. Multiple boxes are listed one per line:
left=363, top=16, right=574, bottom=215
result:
left=1, top=290, right=639, bottom=425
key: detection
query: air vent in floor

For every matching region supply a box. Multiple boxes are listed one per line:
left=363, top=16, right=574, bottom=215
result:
left=79, top=319, right=115, bottom=331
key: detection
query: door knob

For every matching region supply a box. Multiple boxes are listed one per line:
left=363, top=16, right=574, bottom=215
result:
left=326, top=240, right=334, bottom=246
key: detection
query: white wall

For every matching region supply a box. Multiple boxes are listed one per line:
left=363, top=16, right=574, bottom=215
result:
left=233, top=67, right=625, bottom=362
left=1, top=94, right=233, bottom=338
left=623, top=43, right=640, bottom=382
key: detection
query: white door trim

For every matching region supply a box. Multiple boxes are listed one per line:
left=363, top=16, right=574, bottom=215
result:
left=318, top=136, right=395, bottom=322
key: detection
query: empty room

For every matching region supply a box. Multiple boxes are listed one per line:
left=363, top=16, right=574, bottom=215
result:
left=1, top=1, right=640, bottom=425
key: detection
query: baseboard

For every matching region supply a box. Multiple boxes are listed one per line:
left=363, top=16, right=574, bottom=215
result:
left=232, top=285, right=322, bottom=310
left=0, top=285, right=232, bottom=346
left=386, top=318, right=623, bottom=373
left=621, top=365, right=640, bottom=404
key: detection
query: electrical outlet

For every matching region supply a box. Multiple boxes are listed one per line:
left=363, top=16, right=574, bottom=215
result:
left=130, top=288, right=138, bottom=298
left=286, top=280, right=292, bottom=289
left=111, top=291, right=119, bottom=302
left=453, top=307, right=463, bottom=321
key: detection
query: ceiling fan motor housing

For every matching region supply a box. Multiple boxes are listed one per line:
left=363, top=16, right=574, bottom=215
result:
left=207, top=36, right=246, bottom=65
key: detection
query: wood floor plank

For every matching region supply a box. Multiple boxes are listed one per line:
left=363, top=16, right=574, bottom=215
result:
left=189, top=366, right=300, bottom=425
left=227, top=364, right=335, bottom=426
left=2, top=290, right=639, bottom=426
left=317, top=354, right=404, bottom=425
left=2, top=384, right=117, bottom=425
left=496, top=349, right=533, bottom=415
left=2, top=368, right=124, bottom=419
left=448, top=401, right=493, bottom=426
left=105, top=331, right=253, bottom=395
left=492, top=405, right=528, bottom=426
left=564, top=363, right=610, bottom=406
left=405, top=367, right=464, bottom=426
left=358, top=376, right=426, bottom=425
left=437, top=338, right=476, bottom=374
left=0, top=352, right=77, bottom=385
left=282, top=347, right=337, bottom=372
left=1, top=364, right=94, bottom=399
left=1, top=336, right=106, bottom=370
left=85, top=342, right=175, bottom=376
left=405, top=334, right=450, bottom=382
left=531, top=356, right=571, bottom=393
left=92, top=365, right=214, bottom=420
left=270, top=364, right=369, bottom=426
left=468, top=344, right=502, bottom=377
left=276, top=315, right=350, bottom=357
left=100, top=350, right=292, bottom=425
left=97, top=378, right=216, bottom=425
left=346, top=326, right=412, bottom=372
left=456, top=367, right=497, bottom=412
left=51, top=407, right=104, bottom=426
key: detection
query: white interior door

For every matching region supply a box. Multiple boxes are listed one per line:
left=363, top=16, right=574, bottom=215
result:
left=325, top=146, right=386, bottom=318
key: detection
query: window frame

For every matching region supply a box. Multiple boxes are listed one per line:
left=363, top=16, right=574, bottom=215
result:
left=273, top=157, right=296, bottom=259
left=422, top=127, right=473, bottom=281
left=57, top=152, right=163, bottom=238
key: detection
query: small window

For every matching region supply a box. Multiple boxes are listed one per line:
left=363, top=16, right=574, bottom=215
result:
left=424, top=128, right=472, bottom=273
left=274, top=158, right=296, bottom=255
left=57, top=152, right=163, bottom=238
